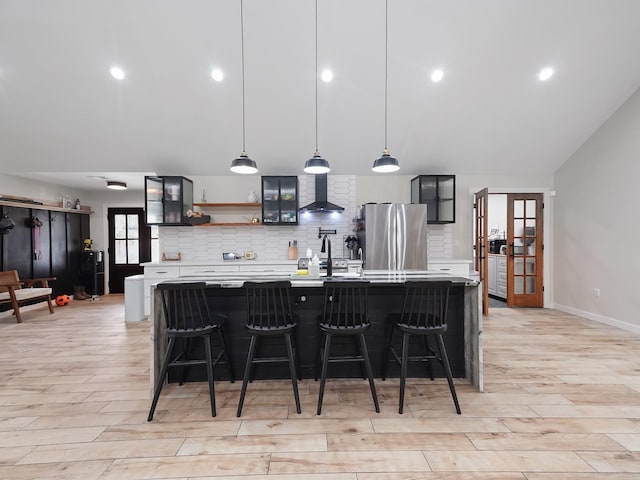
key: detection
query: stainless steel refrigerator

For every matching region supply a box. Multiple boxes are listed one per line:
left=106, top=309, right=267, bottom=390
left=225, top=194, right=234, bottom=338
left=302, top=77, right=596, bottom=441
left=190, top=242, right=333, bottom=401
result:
left=357, top=203, right=428, bottom=270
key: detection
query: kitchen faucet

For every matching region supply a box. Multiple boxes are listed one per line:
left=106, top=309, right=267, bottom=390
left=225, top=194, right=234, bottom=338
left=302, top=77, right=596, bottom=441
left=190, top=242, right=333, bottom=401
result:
left=321, top=234, right=332, bottom=277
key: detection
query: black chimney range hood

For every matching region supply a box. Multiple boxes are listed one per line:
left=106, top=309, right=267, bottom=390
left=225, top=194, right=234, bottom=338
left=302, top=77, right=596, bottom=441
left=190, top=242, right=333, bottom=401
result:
left=299, top=174, right=344, bottom=213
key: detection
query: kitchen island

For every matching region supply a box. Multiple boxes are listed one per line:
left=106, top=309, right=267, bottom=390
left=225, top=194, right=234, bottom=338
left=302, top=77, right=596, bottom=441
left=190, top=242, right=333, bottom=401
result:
left=149, top=270, right=483, bottom=392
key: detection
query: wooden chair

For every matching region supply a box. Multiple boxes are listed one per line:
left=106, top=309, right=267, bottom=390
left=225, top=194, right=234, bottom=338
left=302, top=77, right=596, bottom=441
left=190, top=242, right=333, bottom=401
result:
left=0, top=270, right=56, bottom=323
left=381, top=280, right=461, bottom=414
left=316, top=280, right=379, bottom=415
left=237, top=281, right=301, bottom=417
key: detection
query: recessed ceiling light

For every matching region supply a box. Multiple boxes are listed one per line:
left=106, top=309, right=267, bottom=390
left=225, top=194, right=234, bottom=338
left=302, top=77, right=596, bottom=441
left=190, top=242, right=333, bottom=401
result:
left=430, top=69, right=444, bottom=83
left=109, top=66, right=125, bottom=80
left=538, top=67, right=554, bottom=82
left=211, top=68, right=224, bottom=82
left=321, top=69, right=333, bottom=83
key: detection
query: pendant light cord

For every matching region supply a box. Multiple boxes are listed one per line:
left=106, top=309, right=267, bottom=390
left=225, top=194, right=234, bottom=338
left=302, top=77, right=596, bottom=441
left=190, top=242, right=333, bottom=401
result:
left=241, top=0, right=247, bottom=153
left=315, top=0, right=319, bottom=153
left=384, top=0, right=388, bottom=151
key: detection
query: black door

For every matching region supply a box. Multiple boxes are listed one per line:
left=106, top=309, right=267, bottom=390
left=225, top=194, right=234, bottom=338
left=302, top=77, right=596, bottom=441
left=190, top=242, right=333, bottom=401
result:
left=108, top=208, right=151, bottom=293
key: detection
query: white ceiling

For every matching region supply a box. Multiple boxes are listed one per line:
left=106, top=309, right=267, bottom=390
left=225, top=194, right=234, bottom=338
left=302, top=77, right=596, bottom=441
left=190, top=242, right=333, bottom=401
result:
left=2, top=0, right=640, bottom=191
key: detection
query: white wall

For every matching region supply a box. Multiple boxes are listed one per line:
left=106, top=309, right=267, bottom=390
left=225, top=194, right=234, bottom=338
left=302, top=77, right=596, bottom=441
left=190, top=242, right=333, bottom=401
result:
left=554, top=87, right=640, bottom=331
left=0, top=174, right=88, bottom=206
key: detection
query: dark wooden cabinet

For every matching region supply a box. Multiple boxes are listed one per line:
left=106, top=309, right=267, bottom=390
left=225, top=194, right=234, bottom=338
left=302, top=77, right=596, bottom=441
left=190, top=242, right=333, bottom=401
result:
left=0, top=203, right=90, bottom=299
left=145, top=176, right=194, bottom=225
left=261, top=176, right=298, bottom=225
left=411, top=175, right=456, bottom=224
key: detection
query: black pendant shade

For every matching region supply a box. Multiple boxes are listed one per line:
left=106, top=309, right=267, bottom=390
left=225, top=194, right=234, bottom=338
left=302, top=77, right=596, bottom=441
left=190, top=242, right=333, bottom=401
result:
left=230, top=152, right=258, bottom=174
left=304, top=151, right=330, bottom=174
left=372, top=149, right=399, bottom=173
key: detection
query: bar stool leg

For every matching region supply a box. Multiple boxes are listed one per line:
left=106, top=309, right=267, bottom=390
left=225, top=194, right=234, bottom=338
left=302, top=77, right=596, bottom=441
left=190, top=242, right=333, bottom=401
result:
left=217, top=327, right=235, bottom=382
left=357, top=333, right=380, bottom=413
left=237, top=335, right=258, bottom=417
left=381, top=326, right=396, bottom=380
left=423, top=335, right=434, bottom=380
left=399, top=332, right=410, bottom=414
left=435, top=334, right=461, bottom=414
left=284, top=333, right=301, bottom=414
left=148, top=337, right=176, bottom=421
left=179, top=337, right=191, bottom=385
left=203, top=334, right=216, bottom=417
left=317, top=333, right=332, bottom=415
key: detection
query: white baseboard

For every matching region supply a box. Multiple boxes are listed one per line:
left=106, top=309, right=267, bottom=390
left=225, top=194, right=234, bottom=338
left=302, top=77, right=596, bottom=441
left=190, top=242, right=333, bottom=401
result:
left=554, top=303, right=640, bottom=335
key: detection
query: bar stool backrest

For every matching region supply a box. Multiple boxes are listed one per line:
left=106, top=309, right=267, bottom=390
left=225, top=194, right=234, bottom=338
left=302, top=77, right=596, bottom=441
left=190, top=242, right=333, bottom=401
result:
left=398, top=281, right=452, bottom=331
left=322, top=280, right=370, bottom=329
left=157, top=282, right=215, bottom=333
left=243, top=281, right=295, bottom=329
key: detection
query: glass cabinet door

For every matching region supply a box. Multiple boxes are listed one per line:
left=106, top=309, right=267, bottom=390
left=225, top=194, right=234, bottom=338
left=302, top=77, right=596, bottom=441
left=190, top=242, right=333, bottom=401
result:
left=145, top=177, right=164, bottom=225
left=410, top=175, right=456, bottom=224
left=261, top=176, right=298, bottom=225
left=144, top=176, right=193, bottom=225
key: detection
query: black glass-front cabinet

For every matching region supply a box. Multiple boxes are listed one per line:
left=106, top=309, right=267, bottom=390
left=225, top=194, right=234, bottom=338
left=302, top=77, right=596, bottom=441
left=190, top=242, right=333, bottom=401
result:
left=145, top=176, right=193, bottom=225
left=261, top=176, right=298, bottom=225
left=411, top=175, right=456, bottom=224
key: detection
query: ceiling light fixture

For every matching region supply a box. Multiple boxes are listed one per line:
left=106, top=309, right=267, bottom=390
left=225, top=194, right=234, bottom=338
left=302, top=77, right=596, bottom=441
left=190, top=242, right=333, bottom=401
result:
left=430, top=69, right=444, bottom=83
left=372, top=0, right=399, bottom=173
left=321, top=69, right=333, bottom=83
left=304, top=0, right=330, bottom=175
left=109, top=66, right=125, bottom=80
left=538, top=67, right=554, bottom=82
left=210, top=68, right=224, bottom=82
left=106, top=181, right=127, bottom=190
left=230, top=0, right=258, bottom=174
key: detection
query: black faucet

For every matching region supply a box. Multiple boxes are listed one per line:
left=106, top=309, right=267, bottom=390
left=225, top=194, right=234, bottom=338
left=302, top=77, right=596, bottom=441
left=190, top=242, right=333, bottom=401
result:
left=321, top=234, right=332, bottom=277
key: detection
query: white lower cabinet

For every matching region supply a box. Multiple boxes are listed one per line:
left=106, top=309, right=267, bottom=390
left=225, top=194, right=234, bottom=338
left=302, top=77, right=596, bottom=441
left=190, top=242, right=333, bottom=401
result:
left=428, top=260, right=472, bottom=276
left=143, top=265, right=180, bottom=316
left=487, top=255, right=497, bottom=295
left=496, top=256, right=507, bottom=299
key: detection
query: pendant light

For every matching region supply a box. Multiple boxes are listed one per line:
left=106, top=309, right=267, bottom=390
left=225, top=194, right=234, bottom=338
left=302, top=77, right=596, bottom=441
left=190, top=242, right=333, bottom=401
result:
left=230, top=0, right=258, bottom=174
left=304, top=0, right=330, bottom=174
left=372, top=0, right=399, bottom=173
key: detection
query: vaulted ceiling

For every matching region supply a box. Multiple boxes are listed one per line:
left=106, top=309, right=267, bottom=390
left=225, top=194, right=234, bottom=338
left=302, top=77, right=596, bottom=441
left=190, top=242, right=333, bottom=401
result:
left=1, top=0, right=640, bottom=190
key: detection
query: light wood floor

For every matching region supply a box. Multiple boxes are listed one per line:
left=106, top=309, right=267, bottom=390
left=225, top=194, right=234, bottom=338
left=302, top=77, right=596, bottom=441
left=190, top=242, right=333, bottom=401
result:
left=1, top=296, right=639, bottom=479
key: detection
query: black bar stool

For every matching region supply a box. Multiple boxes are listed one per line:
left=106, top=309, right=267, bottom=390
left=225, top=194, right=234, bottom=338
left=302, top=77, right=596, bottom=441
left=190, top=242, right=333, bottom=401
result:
left=148, top=282, right=235, bottom=421
left=236, top=281, right=301, bottom=417
left=316, top=280, right=379, bottom=415
left=381, top=280, right=461, bottom=414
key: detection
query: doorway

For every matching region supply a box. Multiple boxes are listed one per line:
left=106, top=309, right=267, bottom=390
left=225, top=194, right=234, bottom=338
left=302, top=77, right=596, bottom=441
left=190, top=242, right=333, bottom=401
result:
left=474, top=191, right=545, bottom=313
left=107, top=208, right=151, bottom=294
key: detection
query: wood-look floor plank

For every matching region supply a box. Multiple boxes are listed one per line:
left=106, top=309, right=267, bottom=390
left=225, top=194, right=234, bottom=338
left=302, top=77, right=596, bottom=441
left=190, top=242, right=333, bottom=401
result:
left=1, top=295, right=640, bottom=478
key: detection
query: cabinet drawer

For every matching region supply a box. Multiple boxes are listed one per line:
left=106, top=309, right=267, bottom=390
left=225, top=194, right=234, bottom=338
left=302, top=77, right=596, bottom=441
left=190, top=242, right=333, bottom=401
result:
left=238, top=264, right=294, bottom=273
left=497, top=271, right=507, bottom=283
left=497, top=257, right=507, bottom=268
left=144, top=266, right=180, bottom=278
left=180, top=265, right=240, bottom=276
left=429, top=263, right=470, bottom=276
left=496, top=284, right=507, bottom=297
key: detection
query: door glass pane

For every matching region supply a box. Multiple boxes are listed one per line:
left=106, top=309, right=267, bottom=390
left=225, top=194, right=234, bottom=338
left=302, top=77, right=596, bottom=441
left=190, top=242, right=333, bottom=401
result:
left=526, top=218, right=536, bottom=233
left=439, top=200, right=454, bottom=222
left=115, top=240, right=127, bottom=264
left=526, top=200, right=536, bottom=218
left=514, top=219, right=524, bottom=236
left=526, top=276, right=536, bottom=294
left=514, top=258, right=524, bottom=274
left=115, top=214, right=126, bottom=239
left=514, top=276, right=524, bottom=294
left=439, top=177, right=454, bottom=198
left=127, top=240, right=139, bottom=264
left=514, top=200, right=524, bottom=217
left=127, top=215, right=139, bottom=239
left=526, top=239, right=536, bottom=256
left=526, top=258, right=536, bottom=274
